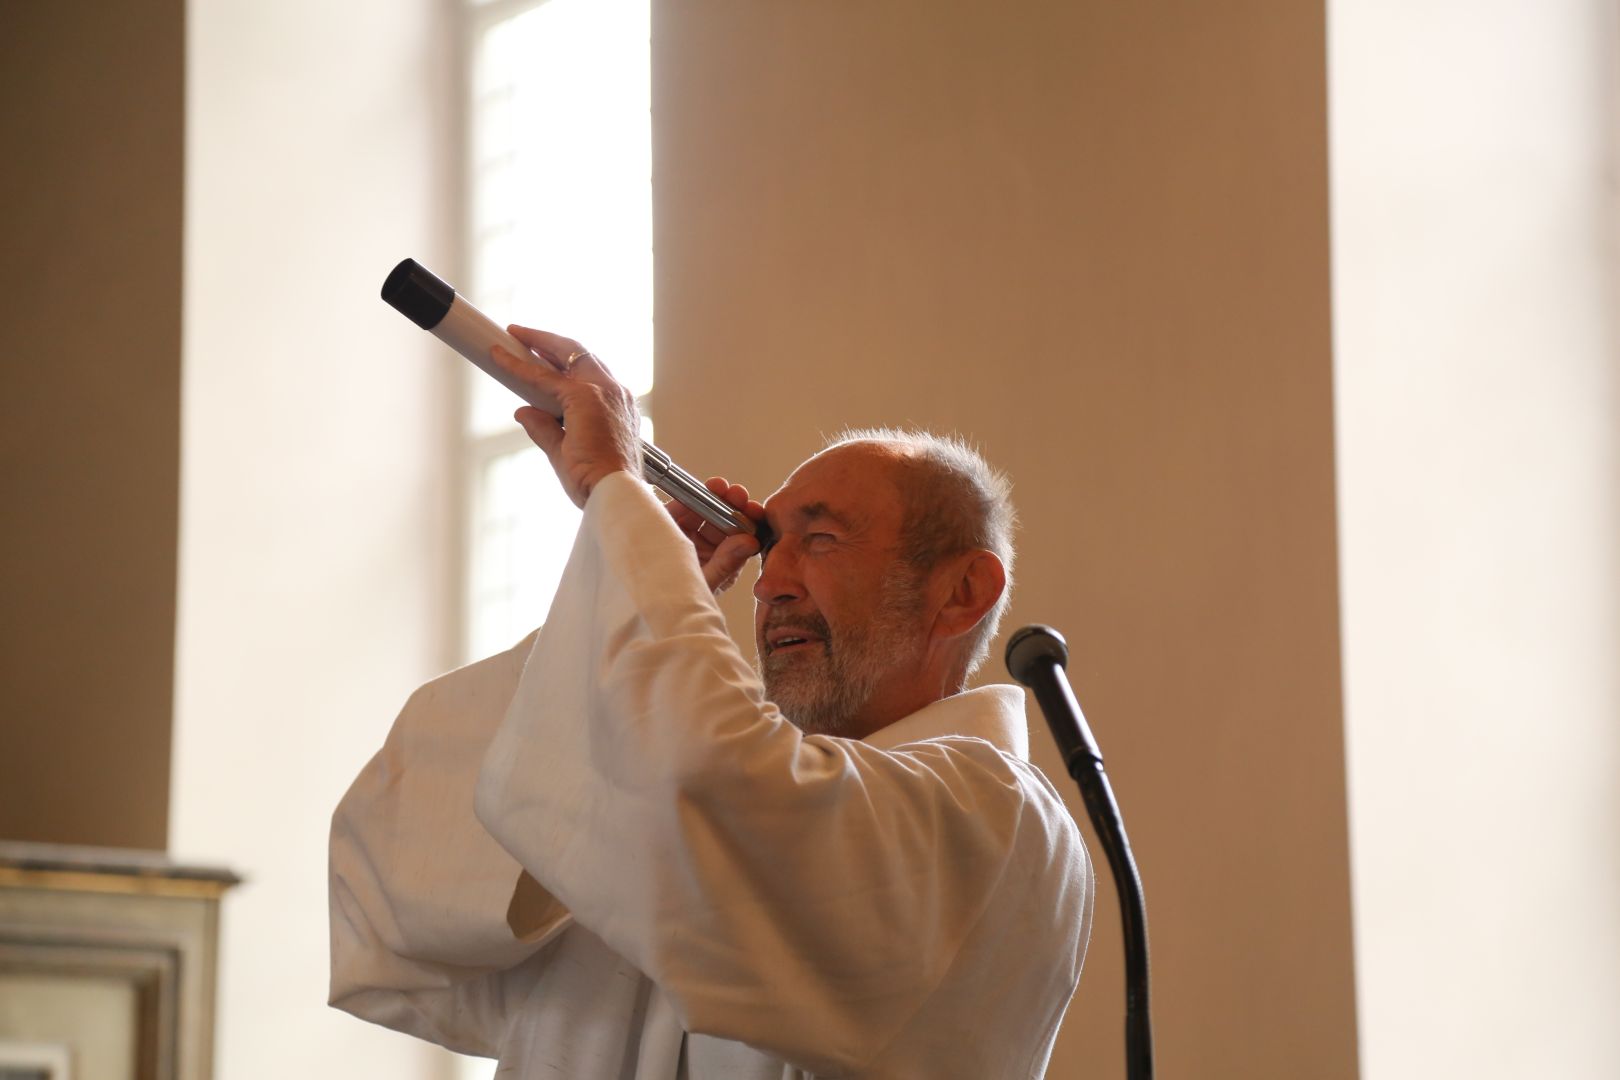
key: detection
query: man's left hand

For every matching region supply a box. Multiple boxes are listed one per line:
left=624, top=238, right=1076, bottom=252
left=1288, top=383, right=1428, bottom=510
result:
left=492, top=325, right=642, bottom=509
left=667, top=477, right=766, bottom=595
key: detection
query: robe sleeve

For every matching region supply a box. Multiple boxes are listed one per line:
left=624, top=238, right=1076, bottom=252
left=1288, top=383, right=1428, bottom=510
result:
left=329, top=631, right=572, bottom=1057
left=475, top=473, right=1087, bottom=1076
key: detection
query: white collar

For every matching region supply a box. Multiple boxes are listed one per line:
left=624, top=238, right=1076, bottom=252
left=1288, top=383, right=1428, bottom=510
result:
left=860, top=684, right=1030, bottom=760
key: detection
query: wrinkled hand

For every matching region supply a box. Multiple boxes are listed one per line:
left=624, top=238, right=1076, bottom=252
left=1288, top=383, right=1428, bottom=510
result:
left=491, top=325, right=642, bottom=508
left=666, top=477, right=766, bottom=594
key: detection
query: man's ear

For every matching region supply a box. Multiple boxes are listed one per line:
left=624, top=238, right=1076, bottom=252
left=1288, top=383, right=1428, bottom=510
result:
left=933, top=550, right=1007, bottom=642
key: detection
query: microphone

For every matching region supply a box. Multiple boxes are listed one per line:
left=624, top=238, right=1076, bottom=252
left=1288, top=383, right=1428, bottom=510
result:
left=382, top=258, right=762, bottom=541
left=1007, top=625, right=1102, bottom=779
left=1007, top=624, right=1154, bottom=1080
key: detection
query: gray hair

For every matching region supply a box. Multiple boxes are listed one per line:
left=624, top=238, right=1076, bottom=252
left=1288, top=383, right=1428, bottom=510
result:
left=819, top=428, right=1017, bottom=683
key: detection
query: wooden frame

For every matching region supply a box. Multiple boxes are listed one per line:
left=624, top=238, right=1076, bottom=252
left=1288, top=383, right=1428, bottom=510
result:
left=0, top=845, right=237, bottom=1080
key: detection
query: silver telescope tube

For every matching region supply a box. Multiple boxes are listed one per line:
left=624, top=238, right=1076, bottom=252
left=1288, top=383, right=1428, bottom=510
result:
left=639, top=443, right=756, bottom=534
left=382, top=258, right=758, bottom=539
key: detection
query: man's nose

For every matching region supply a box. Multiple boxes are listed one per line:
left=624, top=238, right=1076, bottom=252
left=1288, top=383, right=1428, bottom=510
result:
left=752, top=544, right=804, bottom=605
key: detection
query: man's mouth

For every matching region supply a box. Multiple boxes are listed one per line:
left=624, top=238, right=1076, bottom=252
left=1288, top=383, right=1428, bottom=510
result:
left=765, top=625, right=827, bottom=655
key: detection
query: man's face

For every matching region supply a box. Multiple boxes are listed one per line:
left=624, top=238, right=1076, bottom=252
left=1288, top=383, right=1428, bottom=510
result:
left=752, top=444, right=933, bottom=737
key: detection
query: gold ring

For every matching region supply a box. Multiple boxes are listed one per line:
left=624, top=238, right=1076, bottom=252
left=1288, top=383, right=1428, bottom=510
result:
left=563, top=349, right=593, bottom=372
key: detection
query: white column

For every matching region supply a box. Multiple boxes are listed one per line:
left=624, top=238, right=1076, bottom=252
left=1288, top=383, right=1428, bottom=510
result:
left=1330, top=2, right=1620, bottom=1075
left=172, top=0, right=460, bottom=1075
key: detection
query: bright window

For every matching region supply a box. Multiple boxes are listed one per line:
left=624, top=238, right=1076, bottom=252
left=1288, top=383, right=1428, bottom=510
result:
left=461, top=0, right=652, bottom=665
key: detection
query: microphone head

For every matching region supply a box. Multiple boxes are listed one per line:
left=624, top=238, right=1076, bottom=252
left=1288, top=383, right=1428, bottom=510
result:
left=1005, top=624, right=1069, bottom=686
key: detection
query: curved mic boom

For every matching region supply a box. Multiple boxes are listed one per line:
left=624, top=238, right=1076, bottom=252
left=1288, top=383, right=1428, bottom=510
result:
left=1008, top=624, right=1154, bottom=1080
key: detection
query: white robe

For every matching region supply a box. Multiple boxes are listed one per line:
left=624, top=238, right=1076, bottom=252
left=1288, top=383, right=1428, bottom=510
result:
left=330, top=472, right=1093, bottom=1078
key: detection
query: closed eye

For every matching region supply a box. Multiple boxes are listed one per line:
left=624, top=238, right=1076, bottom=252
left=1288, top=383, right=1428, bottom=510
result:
left=757, top=529, right=838, bottom=565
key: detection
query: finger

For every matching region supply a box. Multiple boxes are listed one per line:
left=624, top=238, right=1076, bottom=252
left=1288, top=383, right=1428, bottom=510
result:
left=508, top=323, right=616, bottom=382
left=514, top=406, right=564, bottom=456
left=705, top=532, right=762, bottom=590
left=562, top=347, right=620, bottom=383
left=666, top=498, right=705, bottom=534
left=701, top=478, right=755, bottom=516
left=706, top=477, right=767, bottom=526
left=491, top=343, right=571, bottom=394
left=507, top=324, right=583, bottom=370
left=663, top=497, right=721, bottom=554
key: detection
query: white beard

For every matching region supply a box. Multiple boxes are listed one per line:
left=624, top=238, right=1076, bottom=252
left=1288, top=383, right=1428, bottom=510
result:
left=758, top=571, right=925, bottom=736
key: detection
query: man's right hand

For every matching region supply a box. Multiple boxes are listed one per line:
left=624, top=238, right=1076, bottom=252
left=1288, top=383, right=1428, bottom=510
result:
left=667, top=477, right=766, bottom=595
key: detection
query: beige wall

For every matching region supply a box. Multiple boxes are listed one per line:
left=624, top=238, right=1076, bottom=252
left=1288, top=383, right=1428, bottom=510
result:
left=652, top=2, right=1357, bottom=1076
left=31, top=2, right=1617, bottom=1074
left=0, top=1, right=183, bottom=849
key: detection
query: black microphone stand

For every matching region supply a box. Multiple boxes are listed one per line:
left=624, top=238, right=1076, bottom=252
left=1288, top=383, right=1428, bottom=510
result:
left=1007, top=624, right=1153, bottom=1080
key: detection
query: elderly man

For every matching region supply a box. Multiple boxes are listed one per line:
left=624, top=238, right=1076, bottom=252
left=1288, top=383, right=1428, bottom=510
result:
left=329, top=326, right=1093, bottom=1078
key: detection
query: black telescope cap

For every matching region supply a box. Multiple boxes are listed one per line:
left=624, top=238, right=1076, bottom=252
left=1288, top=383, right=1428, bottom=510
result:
left=382, top=258, right=455, bottom=331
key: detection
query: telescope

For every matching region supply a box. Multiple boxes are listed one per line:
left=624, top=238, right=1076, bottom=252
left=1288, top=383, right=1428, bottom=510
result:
left=382, top=258, right=760, bottom=540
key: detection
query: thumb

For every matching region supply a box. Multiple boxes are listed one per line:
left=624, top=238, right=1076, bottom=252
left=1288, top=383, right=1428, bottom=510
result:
left=515, top=406, right=564, bottom=457
left=704, top=532, right=761, bottom=592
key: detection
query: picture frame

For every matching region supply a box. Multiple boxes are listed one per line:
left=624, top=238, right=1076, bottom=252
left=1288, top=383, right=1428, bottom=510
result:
left=0, top=1040, right=73, bottom=1080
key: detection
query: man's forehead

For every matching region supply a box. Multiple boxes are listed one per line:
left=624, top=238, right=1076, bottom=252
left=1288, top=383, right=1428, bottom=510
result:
left=763, top=443, right=906, bottom=526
